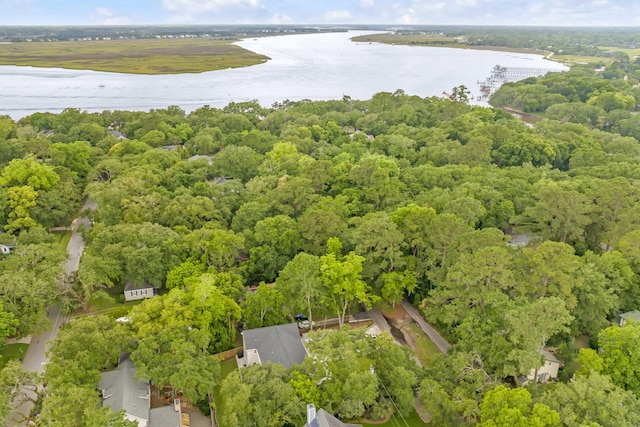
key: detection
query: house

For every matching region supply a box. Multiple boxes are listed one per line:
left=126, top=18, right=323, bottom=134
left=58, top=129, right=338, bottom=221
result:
left=527, top=349, right=561, bottom=383
left=124, top=281, right=156, bottom=302
left=108, top=130, right=127, bottom=140
left=615, top=310, right=640, bottom=327
left=239, top=323, right=308, bottom=369
left=303, top=404, right=362, bottom=427
left=99, top=358, right=182, bottom=427
left=0, top=245, right=11, bottom=255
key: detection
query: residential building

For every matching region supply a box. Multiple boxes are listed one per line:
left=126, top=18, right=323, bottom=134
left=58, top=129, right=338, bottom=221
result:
left=99, top=358, right=182, bottom=427
left=615, top=310, right=640, bottom=327
left=527, top=349, right=561, bottom=383
left=238, top=323, right=308, bottom=369
left=124, top=281, right=156, bottom=302
left=303, top=404, right=362, bottom=427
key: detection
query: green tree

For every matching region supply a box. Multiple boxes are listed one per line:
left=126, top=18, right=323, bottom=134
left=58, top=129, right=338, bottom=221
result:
left=420, top=352, right=496, bottom=425
left=320, top=239, right=378, bottom=328
left=276, top=252, right=324, bottom=327
left=380, top=270, right=417, bottom=307
left=221, top=364, right=305, bottom=427
left=243, top=284, right=286, bottom=328
left=479, top=386, right=560, bottom=427
left=541, top=373, right=640, bottom=427
left=598, top=322, right=640, bottom=396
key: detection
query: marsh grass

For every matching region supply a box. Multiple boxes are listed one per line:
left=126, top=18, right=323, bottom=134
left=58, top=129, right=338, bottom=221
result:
left=0, top=38, right=270, bottom=74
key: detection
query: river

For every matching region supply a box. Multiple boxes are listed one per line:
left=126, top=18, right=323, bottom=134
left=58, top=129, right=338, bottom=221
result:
left=0, top=31, right=566, bottom=119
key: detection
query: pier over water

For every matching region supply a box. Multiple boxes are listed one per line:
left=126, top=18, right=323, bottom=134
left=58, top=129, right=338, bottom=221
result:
left=477, top=65, right=562, bottom=101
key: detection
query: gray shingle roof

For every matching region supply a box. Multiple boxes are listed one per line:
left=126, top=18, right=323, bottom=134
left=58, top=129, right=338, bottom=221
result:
left=620, top=310, right=640, bottom=322
left=304, top=408, right=362, bottom=427
left=99, top=359, right=149, bottom=422
left=242, top=323, right=307, bottom=369
left=149, top=405, right=182, bottom=427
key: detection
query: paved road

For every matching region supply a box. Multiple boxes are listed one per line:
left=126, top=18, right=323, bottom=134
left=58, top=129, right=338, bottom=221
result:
left=9, top=199, right=95, bottom=425
left=401, top=299, right=451, bottom=355
left=366, top=308, right=391, bottom=332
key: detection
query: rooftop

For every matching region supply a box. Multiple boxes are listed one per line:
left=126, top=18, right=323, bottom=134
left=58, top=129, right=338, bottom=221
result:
left=619, top=310, right=640, bottom=322
left=99, top=359, right=149, bottom=422
left=242, top=323, right=307, bottom=369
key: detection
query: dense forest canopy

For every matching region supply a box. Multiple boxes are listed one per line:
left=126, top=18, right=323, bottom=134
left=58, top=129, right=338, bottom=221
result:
left=1, top=55, right=640, bottom=425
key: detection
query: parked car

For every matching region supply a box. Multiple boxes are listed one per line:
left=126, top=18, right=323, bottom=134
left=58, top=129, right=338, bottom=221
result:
left=297, top=320, right=315, bottom=329
left=294, top=313, right=308, bottom=321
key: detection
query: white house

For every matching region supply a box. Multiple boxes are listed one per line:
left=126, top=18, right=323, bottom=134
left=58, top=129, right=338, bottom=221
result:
left=527, top=349, right=561, bottom=383
left=0, top=245, right=11, bottom=255
left=123, top=281, right=156, bottom=302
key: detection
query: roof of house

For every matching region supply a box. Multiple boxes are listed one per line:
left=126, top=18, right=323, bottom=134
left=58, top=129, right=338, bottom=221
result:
left=124, top=281, right=155, bottom=291
left=99, top=359, right=149, bottom=422
left=242, top=323, right=307, bottom=369
left=149, top=405, right=182, bottom=427
left=540, top=349, right=561, bottom=364
left=304, top=408, right=362, bottom=427
left=108, top=130, right=127, bottom=139
left=619, top=310, right=640, bottom=323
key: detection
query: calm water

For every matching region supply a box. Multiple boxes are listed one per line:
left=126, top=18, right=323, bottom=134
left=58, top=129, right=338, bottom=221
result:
left=0, top=31, right=566, bottom=119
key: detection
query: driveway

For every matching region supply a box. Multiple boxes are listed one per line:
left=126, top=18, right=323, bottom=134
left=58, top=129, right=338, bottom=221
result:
left=8, top=198, right=95, bottom=425
left=401, top=300, right=451, bottom=355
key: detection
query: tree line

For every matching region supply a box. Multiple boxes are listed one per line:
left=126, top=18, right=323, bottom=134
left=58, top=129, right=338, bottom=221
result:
left=0, top=77, right=640, bottom=425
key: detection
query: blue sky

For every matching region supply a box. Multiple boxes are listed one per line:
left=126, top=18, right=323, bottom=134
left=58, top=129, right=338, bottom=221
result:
left=2, top=0, right=639, bottom=26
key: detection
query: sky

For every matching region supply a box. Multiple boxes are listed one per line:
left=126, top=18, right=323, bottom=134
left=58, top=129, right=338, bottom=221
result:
left=1, top=0, right=639, bottom=27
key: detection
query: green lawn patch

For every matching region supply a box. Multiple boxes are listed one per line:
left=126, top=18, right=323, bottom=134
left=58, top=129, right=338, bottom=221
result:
left=405, top=323, right=439, bottom=367
left=52, top=230, right=72, bottom=250
left=0, top=343, right=29, bottom=368
left=211, top=359, right=238, bottom=427
left=360, top=409, right=428, bottom=427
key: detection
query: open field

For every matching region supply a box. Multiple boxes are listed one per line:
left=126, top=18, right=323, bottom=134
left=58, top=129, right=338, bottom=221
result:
left=552, top=54, right=613, bottom=65
left=600, top=46, right=640, bottom=58
left=0, top=38, right=270, bottom=74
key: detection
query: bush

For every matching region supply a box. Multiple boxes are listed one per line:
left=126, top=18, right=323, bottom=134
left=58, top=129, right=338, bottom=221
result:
left=196, top=397, right=212, bottom=416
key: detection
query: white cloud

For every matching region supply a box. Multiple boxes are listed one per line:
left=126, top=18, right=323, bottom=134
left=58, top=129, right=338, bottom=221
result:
left=270, top=13, right=292, bottom=24
left=161, top=0, right=265, bottom=13
left=96, top=7, right=114, bottom=17
left=322, top=9, right=353, bottom=22
left=360, top=0, right=374, bottom=8
left=93, top=7, right=132, bottom=25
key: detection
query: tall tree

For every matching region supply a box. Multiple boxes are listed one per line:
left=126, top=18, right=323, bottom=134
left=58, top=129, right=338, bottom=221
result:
left=320, top=238, right=378, bottom=328
left=478, top=386, right=560, bottom=427
left=276, top=252, right=324, bottom=327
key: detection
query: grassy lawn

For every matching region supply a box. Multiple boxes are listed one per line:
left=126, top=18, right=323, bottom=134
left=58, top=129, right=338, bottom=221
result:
left=212, top=359, right=238, bottom=427
left=71, top=292, right=143, bottom=317
left=405, top=323, right=440, bottom=367
left=360, top=409, right=428, bottom=427
left=600, top=46, right=640, bottom=57
left=0, top=38, right=270, bottom=74
left=0, top=343, right=29, bottom=369
left=52, top=230, right=72, bottom=250
left=552, top=54, right=612, bottom=65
